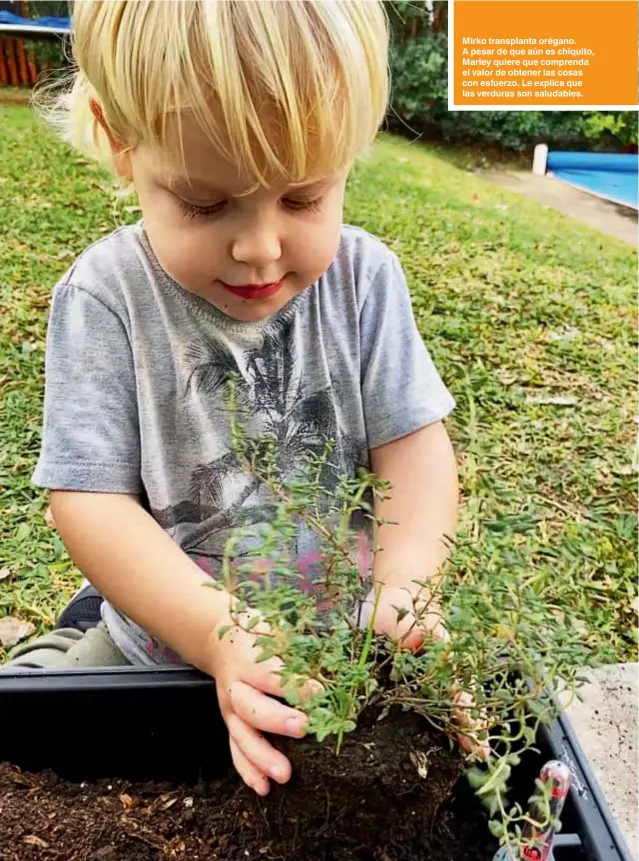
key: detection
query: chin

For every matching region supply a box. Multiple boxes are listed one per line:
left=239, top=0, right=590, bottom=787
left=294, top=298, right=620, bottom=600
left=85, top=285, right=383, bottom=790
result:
left=222, top=288, right=305, bottom=323
left=214, top=297, right=275, bottom=323
left=228, top=306, right=272, bottom=323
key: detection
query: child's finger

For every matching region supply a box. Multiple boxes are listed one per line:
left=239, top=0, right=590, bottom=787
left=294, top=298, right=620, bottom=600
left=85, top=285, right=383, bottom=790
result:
left=242, top=653, right=288, bottom=695
left=230, top=680, right=307, bottom=737
left=456, top=729, right=491, bottom=760
left=452, top=690, right=491, bottom=760
left=362, top=586, right=446, bottom=651
left=229, top=737, right=271, bottom=796
left=227, top=712, right=292, bottom=784
left=399, top=612, right=448, bottom=652
left=283, top=674, right=324, bottom=704
left=245, top=657, right=322, bottom=704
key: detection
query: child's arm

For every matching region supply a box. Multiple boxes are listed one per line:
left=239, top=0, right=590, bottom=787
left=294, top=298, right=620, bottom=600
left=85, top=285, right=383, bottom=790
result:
left=368, top=420, right=458, bottom=646
left=51, top=491, right=233, bottom=669
left=50, top=490, right=311, bottom=794
left=367, top=426, right=489, bottom=757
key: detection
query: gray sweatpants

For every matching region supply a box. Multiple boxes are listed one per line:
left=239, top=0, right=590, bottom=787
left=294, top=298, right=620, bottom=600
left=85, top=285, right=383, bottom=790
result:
left=3, top=622, right=130, bottom=670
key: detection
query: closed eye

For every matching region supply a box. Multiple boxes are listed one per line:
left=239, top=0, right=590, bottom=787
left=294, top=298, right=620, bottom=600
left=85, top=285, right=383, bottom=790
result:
left=176, top=195, right=322, bottom=219
left=178, top=198, right=228, bottom=220
left=282, top=197, right=322, bottom=213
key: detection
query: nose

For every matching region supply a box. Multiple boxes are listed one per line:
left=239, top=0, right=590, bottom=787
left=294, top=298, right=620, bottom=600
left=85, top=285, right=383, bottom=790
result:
left=231, top=220, right=282, bottom=270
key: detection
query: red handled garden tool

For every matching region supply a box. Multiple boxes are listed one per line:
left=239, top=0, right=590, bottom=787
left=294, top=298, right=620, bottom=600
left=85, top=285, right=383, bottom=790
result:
left=492, top=760, right=572, bottom=861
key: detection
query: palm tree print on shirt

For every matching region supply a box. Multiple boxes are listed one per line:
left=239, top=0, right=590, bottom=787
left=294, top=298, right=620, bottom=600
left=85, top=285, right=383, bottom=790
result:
left=151, top=307, right=368, bottom=578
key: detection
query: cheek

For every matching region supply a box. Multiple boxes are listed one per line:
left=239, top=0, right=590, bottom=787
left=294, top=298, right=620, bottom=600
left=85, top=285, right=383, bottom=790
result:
left=139, top=194, right=218, bottom=285
left=291, top=205, right=343, bottom=278
left=314, top=222, right=342, bottom=272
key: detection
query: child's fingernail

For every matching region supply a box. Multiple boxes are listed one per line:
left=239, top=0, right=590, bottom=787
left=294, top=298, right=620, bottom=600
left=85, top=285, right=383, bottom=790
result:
left=285, top=717, right=304, bottom=734
left=271, top=764, right=286, bottom=780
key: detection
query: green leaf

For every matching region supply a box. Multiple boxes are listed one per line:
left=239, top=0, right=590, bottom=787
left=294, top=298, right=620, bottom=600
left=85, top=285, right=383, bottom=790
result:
left=15, top=523, right=31, bottom=542
left=466, top=767, right=487, bottom=789
left=392, top=605, right=409, bottom=623
left=488, top=820, right=505, bottom=838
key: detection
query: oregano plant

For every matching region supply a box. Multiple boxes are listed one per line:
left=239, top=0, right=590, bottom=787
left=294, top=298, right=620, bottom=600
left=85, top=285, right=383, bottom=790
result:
left=209, top=376, right=601, bottom=854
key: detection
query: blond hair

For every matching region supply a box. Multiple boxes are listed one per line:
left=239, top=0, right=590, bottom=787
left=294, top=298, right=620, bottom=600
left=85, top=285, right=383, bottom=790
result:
left=44, top=0, right=389, bottom=186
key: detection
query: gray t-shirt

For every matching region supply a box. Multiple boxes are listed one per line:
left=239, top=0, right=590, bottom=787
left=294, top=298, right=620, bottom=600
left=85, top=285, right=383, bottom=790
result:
left=33, top=222, right=455, bottom=665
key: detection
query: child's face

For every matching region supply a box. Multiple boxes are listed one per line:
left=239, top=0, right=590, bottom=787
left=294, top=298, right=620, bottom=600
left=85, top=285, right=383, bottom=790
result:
left=126, top=119, right=347, bottom=322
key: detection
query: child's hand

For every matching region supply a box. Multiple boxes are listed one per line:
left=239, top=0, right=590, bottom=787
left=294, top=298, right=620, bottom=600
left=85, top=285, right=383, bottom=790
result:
left=208, top=610, right=316, bottom=796
left=361, top=584, right=490, bottom=760
left=367, top=583, right=447, bottom=651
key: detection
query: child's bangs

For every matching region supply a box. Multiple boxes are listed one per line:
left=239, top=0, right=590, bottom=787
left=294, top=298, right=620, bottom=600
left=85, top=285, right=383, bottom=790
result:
left=139, top=0, right=388, bottom=185
left=57, top=0, right=389, bottom=185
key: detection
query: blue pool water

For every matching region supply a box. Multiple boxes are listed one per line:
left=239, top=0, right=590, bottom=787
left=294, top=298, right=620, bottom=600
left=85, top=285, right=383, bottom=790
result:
left=547, top=152, right=638, bottom=210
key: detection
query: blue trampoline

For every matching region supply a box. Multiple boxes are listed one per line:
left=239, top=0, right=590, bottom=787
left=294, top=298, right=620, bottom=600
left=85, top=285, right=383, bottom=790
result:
left=534, top=146, right=638, bottom=210
left=0, top=10, right=71, bottom=36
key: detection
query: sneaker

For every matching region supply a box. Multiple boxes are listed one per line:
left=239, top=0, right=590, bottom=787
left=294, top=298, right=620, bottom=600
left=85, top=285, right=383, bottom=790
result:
left=55, top=583, right=104, bottom=632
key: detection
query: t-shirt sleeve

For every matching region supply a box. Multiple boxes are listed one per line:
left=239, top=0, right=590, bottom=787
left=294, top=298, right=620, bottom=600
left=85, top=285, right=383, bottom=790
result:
left=359, top=250, right=455, bottom=449
left=32, top=282, right=142, bottom=493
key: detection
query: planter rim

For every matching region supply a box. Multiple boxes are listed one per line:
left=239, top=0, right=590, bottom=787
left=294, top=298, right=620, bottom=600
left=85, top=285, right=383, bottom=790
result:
left=0, top=665, right=633, bottom=861
left=543, top=711, right=634, bottom=861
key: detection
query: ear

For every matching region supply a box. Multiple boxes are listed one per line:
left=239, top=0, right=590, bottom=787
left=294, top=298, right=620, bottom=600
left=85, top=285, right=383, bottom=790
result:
left=89, top=98, right=133, bottom=181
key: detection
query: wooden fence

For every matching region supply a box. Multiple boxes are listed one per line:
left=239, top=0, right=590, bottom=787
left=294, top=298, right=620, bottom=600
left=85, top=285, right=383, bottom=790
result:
left=0, top=35, right=40, bottom=86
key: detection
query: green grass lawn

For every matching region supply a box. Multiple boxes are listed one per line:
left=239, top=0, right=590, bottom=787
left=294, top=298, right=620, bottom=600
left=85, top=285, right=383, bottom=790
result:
left=1, top=105, right=636, bottom=661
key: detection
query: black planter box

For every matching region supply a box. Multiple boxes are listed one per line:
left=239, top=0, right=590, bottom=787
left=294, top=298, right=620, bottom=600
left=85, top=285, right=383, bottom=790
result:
left=0, top=666, right=633, bottom=861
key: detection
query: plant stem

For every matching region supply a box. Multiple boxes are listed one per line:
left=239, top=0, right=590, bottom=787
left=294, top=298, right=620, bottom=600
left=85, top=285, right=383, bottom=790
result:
left=358, top=585, right=382, bottom=669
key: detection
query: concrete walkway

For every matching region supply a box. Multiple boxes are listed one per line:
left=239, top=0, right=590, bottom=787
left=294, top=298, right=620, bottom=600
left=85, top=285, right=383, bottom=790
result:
left=566, top=663, right=638, bottom=858
left=480, top=170, right=638, bottom=246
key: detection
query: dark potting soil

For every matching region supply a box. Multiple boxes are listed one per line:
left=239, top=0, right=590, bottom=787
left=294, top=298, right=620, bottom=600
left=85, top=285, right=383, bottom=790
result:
left=0, top=709, right=497, bottom=861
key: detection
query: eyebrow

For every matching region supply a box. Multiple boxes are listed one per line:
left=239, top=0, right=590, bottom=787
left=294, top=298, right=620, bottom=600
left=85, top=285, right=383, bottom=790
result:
left=166, top=177, right=224, bottom=195
left=165, top=174, right=336, bottom=199
left=287, top=176, right=337, bottom=193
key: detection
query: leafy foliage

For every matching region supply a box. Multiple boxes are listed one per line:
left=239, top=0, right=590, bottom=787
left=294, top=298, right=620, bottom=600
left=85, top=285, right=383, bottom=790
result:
left=580, top=112, right=639, bottom=149
left=387, top=2, right=638, bottom=152
left=210, top=374, right=607, bottom=846
left=12, top=1, right=72, bottom=81
left=347, top=136, right=637, bottom=662
left=27, top=0, right=70, bottom=17
left=21, top=38, right=72, bottom=77
left=390, top=30, right=448, bottom=124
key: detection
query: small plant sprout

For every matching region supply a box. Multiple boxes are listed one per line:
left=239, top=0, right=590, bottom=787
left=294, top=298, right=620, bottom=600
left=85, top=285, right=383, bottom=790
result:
left=209, top=376, right=597, bottom=850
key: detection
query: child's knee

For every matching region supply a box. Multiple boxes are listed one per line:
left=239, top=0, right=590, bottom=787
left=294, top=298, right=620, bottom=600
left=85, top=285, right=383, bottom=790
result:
left=2, top=625, right=129, bottom=670
left=2, top=628, right=85, bottom=670
left=63, top=623, right=130, bottom=667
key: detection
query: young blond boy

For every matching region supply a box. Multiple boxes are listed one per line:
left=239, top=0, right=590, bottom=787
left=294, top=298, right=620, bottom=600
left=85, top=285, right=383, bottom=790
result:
left=7, top=1, right=461, bottom=793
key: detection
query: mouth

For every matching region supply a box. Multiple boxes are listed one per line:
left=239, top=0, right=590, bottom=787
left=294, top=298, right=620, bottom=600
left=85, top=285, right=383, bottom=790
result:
left=220, top=278, right=285, bottom=300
